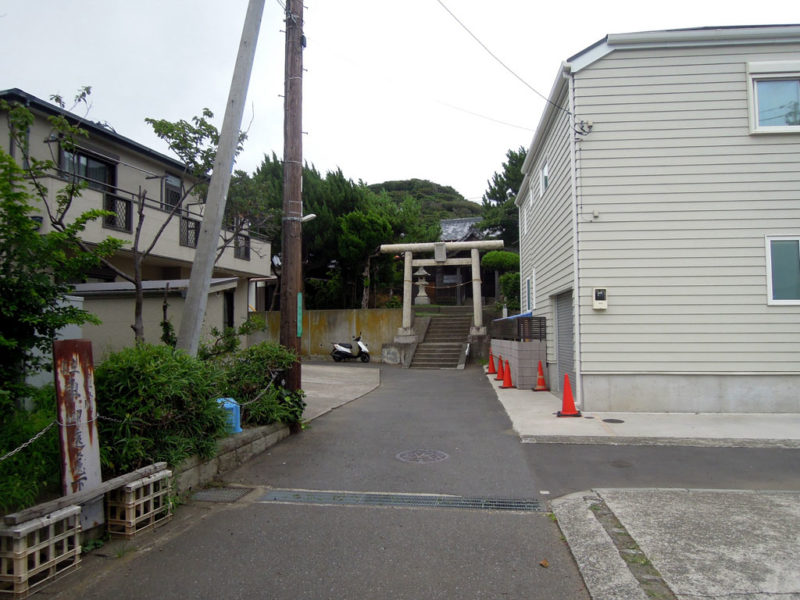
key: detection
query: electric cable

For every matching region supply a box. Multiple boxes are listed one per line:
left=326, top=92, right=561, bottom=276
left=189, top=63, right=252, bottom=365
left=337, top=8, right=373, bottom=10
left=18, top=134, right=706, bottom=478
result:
left=434, top=0, right=571, bottom=116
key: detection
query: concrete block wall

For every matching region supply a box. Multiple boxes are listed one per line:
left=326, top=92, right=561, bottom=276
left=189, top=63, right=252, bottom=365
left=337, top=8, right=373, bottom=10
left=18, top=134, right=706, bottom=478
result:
left=174, top=423, right=290, bottom=494
left=490, top=339, right=547, bottom=389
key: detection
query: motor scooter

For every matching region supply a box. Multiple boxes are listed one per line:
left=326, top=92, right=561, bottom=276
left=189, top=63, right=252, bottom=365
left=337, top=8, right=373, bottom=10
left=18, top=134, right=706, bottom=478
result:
left=331, top=335, right=370, bottom=363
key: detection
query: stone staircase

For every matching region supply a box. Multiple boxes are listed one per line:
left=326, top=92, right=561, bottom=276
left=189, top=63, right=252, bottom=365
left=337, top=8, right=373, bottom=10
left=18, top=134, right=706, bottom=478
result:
left=410, top=308, right=472, bottom=369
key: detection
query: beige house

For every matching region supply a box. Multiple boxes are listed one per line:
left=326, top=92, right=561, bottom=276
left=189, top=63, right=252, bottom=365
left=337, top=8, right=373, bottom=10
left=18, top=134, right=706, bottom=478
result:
left=517, top=26, right=800, bottom=412
left=1, top=88, right=272, bottom=360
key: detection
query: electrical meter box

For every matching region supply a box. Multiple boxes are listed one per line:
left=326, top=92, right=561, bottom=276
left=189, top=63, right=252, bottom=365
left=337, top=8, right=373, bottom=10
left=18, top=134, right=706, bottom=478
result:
left=592, top=288, right=608, bottom=310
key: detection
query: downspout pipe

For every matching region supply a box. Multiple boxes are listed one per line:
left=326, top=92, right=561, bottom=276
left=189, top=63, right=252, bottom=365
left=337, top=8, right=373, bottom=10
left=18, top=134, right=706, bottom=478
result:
left=563, top=62, right=584, bottom=410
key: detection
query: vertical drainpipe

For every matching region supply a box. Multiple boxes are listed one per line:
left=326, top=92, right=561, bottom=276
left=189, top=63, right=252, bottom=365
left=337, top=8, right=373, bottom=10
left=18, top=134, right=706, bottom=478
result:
left=564, top=62, right=583, bottom=410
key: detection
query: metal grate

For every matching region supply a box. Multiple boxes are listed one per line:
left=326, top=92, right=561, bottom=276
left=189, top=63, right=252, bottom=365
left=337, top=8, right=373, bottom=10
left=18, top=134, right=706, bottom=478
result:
left=490, top=315, right=546, bottom=341
left=259, top=490, right=544, bottom=512
left=193, top=487, right=252, bottom=502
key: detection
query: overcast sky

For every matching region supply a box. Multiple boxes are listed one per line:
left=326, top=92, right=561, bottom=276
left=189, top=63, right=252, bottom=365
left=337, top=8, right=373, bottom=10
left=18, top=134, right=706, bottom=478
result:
left=2, top=1, right=798, bottom=202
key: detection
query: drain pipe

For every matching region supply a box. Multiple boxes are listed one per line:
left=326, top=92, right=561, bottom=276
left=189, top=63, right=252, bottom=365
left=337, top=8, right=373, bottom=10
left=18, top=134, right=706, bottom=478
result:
left=564, top=62, right=584, bottom=410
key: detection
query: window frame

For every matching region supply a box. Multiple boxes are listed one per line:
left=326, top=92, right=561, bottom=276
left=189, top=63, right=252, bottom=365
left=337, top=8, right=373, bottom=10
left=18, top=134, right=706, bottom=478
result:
left=163, top=174, right=183, bottom=210
left=540, top=161, right=549, bottom=196
left=765, top=235, right=800, bottom=306
left=747, top=61, right=800, bottom=134
left=59, top=145, right=117, bottom=192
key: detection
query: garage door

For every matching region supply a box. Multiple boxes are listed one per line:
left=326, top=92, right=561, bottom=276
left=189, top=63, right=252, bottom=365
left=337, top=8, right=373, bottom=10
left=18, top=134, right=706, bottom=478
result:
left=555, top=290, right=575, bottom=391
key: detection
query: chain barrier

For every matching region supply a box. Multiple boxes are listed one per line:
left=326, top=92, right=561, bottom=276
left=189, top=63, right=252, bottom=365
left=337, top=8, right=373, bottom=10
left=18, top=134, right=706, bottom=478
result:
left=0, top=421, right=56, bottom=463
left=2, top=376, right=283, bottom=463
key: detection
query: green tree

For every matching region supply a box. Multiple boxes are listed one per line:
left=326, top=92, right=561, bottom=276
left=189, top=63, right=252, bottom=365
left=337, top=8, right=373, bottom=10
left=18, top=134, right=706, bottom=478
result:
left=0, top=93, right=122, bottom=401
left=480, top=146, right=526, bottom=248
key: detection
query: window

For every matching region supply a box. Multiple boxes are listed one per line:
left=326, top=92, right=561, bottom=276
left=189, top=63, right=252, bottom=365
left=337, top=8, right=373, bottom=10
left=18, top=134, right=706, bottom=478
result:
left=766, top=236, right=800, bottom=305
left=521, top=202, right=528, bottom=236
left=164, top=174, right=183, bottom=209
left=748, top=62, right=800, bottom=133
left=525, top=276, right=531, bottom=312
left=234, top=234, right=250, bottom=260
left=103, top=194, right=132, bottom=232
left=540, top=161, right=549, bottom=195
left=180, top=217, right=200, bottom=248
left=60, top=148, right=116, bottom=192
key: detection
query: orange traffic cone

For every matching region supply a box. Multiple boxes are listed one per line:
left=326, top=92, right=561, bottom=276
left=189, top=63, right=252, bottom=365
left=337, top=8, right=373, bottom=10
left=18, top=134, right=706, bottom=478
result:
left=557, top=374, right=581, bottom=417
left=501, top=360, right=514, bottom=389
left=487, top=350, right=496, bottom=375
left=495, top=356, right=505, bottom=381
left=533, top=361, right=549, bottom=391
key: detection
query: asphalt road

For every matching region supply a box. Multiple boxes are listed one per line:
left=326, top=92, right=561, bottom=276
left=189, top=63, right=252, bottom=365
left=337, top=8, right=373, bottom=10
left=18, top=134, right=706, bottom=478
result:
left=58, top=365, right=589, bottom=600
left=524, top=443, right=800, bottom=498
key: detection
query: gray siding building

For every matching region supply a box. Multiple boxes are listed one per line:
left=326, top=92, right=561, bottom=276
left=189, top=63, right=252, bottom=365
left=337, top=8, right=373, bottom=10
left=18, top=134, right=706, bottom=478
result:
left=517, top=26, right=800, bottom=412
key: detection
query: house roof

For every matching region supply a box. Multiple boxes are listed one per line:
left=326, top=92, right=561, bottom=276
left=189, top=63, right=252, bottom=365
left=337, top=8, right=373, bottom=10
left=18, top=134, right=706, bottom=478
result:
left=71, top=278, right=238, bottom=298
left=518, top=24, right=800, bottom=186
left=0, top=87, right=189, bottom=172
left=440, top=217, right=483, bottom=242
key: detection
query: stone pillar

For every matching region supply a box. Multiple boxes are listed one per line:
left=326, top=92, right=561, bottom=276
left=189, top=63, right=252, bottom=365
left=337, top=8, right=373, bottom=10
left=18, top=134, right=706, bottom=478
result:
left=470, top=248, right=486, bottom=336
left=395, top=250, right=417, bottom=342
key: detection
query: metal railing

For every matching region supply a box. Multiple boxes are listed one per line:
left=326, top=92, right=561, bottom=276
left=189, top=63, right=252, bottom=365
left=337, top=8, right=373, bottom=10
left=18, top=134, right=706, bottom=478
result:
left=489, top=315, right=546, bottom=341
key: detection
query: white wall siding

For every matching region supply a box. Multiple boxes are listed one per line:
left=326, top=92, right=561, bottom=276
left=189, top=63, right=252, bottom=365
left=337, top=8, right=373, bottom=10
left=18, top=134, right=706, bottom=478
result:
left=520, top=97, right=574, bottom=367
left=573, top=42, right=800, bottom=375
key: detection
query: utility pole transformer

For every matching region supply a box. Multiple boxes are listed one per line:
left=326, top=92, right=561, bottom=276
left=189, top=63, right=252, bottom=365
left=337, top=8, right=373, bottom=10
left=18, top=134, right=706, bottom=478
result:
left=279, top=0, right=305, bottom=391
left=177, top=0, right=265, bottom=355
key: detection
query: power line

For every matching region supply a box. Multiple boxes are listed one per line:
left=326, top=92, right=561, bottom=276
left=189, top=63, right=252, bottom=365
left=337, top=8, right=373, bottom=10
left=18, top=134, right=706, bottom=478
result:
left=437, top=100, right=534, bottom=132
left=434, top=0, right=571, bottom=116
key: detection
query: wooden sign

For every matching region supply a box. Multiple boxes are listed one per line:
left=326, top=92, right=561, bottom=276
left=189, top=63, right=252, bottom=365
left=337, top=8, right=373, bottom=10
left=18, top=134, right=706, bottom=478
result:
left=53, top=339, right=104, bottom=528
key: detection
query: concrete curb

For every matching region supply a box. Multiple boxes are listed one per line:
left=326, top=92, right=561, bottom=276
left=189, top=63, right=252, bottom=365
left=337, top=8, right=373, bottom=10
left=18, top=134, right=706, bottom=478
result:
left=520, top=435, right=800, bottom=449
left=552, top=491, right=648, bottom=600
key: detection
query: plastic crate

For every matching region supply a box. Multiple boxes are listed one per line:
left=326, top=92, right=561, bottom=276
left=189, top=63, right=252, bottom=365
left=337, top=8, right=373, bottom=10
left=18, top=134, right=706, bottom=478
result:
left=106, top=470, right=172, bottom=539
left=0, top=505, right=81, bottom=599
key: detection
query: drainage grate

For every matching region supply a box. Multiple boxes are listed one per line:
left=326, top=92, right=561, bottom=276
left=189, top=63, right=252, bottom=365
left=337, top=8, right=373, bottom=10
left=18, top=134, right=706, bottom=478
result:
left=193, top=487, right=252, bottom=502
left=259, top=490, right=544, bottom=512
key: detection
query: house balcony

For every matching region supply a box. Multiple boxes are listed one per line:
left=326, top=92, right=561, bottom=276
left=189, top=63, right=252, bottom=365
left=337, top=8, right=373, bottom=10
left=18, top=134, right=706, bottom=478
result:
left=33, top=176, right=271, bottom=279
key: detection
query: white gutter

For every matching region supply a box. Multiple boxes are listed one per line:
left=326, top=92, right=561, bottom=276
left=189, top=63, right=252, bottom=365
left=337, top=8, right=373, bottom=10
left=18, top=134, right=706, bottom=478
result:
left=564, top=63, right=584, bottom=410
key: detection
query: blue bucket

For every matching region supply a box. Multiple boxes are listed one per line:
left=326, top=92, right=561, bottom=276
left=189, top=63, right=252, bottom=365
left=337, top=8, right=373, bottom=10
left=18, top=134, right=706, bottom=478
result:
left=216, top=398, right=242, bottom=434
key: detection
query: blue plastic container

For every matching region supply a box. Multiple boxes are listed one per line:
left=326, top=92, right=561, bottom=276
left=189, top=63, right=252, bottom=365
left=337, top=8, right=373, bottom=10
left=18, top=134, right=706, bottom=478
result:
left=216, top=398, right=242, bottom=434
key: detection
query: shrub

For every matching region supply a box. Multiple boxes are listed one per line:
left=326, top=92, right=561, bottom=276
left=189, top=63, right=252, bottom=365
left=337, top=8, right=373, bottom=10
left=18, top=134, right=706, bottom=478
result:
left=481, top=250, right=519, bottom=272
left=0, top=385, right=60, bottom=513
left=94, top=344, right=227, bottom=476
left=500, top=271, right=521, bottom=310
left=219, top=342, right=305, bottom=427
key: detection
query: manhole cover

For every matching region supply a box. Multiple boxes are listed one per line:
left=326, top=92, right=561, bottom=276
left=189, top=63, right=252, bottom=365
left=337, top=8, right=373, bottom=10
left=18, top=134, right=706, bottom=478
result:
left=396, top=449, right=450, bottom=464
left=603, top=418, right=625, bottom=424
left=193, top=487, right=252, bottom=502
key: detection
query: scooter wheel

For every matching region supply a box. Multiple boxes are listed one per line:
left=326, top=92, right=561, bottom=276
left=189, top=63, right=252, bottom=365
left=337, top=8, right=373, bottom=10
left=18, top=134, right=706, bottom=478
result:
left=332, top=355, right=342, bottom=362
left=360, top=353, right=370, bottom=363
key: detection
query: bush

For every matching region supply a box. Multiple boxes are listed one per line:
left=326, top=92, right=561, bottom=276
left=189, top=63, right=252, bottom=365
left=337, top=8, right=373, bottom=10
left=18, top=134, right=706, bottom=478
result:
left=94, top=344, right=227, bottom=477
left=219, top=342, right=305, bottom=427
left=0, top=385, right=60, bottom=513
left=500, top=271, right=521, bottom=310
left=481, top=250, right=519, bottom=272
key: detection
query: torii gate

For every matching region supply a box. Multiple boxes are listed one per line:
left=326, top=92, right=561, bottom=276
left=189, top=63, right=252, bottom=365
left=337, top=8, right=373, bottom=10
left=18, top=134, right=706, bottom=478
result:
left=379, top=240, right=504, bottom=342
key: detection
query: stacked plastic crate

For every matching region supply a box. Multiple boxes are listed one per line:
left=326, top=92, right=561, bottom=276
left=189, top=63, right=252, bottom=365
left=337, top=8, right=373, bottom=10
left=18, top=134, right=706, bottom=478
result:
left=0, top=505, right=81, bottom=599
left=106, top=470, right=172, bottom=539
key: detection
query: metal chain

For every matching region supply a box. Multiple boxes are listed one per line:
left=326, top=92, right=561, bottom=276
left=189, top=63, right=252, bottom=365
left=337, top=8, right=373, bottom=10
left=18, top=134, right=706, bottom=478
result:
left=0, top=421, right=56, bottom=463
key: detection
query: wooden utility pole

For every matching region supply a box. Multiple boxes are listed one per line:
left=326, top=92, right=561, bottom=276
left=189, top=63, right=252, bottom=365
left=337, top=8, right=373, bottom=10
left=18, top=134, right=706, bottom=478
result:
left=279, top=0, right=305, bottom=391
left=176, top=0, right=265, bottom=356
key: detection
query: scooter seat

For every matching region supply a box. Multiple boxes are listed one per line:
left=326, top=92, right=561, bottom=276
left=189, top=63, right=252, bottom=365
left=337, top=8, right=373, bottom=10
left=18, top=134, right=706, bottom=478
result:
left=338, top=343, right=353, bottom=349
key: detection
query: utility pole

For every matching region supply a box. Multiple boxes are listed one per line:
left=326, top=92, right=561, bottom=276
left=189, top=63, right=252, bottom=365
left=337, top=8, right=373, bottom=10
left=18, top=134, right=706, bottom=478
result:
left=279, top=0, right=305, bottom=391
left=176, top=0, right=265, bottom=356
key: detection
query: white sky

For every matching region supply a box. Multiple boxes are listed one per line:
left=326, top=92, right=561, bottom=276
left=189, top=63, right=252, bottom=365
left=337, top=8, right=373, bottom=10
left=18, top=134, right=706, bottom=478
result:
left=1, top=1, right=798, bottom=202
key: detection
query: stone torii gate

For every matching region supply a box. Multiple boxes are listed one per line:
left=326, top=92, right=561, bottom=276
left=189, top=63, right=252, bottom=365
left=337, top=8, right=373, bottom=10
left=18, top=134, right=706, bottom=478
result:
left=379, top=240, right=504, bottom=343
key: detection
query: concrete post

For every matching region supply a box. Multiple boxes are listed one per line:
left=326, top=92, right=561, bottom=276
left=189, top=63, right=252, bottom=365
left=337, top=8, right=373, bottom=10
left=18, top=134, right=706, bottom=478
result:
left=470, top=248, right=485, bottom=335
left=395, top=250, right=417, bottom=342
